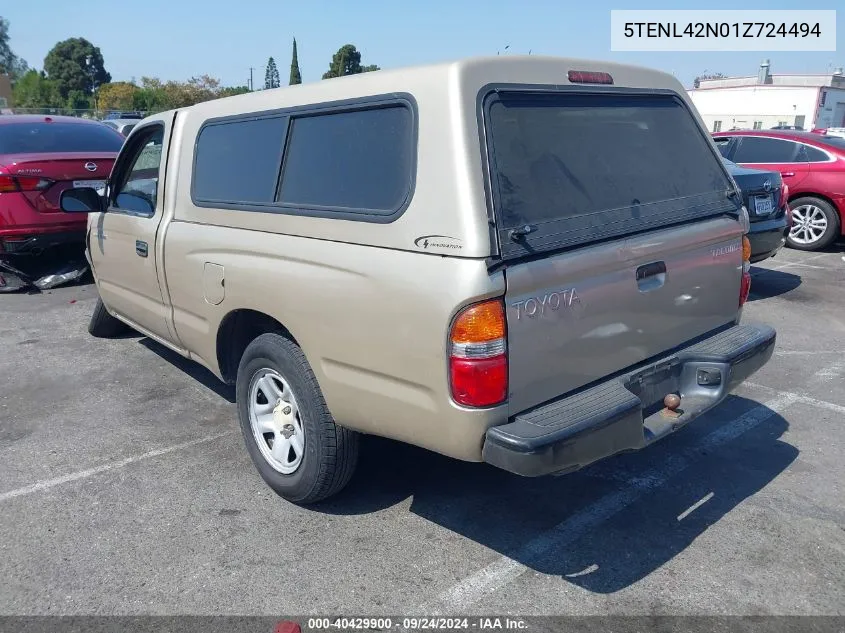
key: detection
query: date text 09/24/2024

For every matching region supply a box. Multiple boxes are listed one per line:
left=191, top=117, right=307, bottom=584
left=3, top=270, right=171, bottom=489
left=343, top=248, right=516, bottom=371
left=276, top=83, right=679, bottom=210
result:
left=305, top=617, right=529, bottom=630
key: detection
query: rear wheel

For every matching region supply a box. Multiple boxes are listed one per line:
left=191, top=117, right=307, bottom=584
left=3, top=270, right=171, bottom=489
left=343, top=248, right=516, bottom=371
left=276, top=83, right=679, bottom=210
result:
left=787, top=197, right=840, bottom=251
left=88, top=297, right=130, bottom=338
left=236, top=333, right=359, bottom=504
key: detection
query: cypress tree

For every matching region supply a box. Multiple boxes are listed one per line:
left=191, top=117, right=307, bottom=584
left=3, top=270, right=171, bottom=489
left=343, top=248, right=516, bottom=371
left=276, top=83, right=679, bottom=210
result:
left=289, top=39, right=302, bottom=85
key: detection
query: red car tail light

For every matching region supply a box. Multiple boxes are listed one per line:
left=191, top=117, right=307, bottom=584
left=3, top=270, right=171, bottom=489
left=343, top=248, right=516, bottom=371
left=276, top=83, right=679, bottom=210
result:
left=449, top=299, right=508, bottom=408
left=0, top=175, right=53, bottom=192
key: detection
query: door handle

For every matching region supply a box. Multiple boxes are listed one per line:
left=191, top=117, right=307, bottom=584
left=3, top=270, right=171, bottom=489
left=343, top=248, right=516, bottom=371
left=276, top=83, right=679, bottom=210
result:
left=780, top=172, right=795, bottom=177
left=636, top=261, right=666, bottom=292
left=636, top=261, right=667, bottom=280
left=135, top=240, right=148, bottom=258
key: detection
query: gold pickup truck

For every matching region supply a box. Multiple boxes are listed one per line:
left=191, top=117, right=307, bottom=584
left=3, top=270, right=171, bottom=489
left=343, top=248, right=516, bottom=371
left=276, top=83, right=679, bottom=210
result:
left=60, top=56, right=775, bottom=504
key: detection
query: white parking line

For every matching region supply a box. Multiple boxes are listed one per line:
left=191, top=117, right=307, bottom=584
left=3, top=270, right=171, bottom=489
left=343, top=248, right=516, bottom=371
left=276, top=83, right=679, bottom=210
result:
left=771, top=262, right=828, bottom=271
left=677, top=491, right=715, bottom=521
left=426, top=392, right=795, bottom=614
left=769, top=252, right=834, bottom=271
left=775, top=350, right=844, bottom=357
left=428, top=360, right=844, bottom=613
left=0, top=431, right=235, bottom=503
left=745, top=382, right=845, bottom=415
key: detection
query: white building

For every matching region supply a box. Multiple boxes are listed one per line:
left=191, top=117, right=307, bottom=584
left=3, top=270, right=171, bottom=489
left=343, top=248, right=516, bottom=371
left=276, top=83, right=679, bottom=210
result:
left=687, top=60, right=845, bottom=133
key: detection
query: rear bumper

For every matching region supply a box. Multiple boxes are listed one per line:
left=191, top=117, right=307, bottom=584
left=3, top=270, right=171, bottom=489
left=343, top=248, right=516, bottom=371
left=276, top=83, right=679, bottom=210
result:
left=748, top=214, right=789, bottom=263
left=0, top=230, right=86, bottom=255
left=482, top=323, right=776, bottom=477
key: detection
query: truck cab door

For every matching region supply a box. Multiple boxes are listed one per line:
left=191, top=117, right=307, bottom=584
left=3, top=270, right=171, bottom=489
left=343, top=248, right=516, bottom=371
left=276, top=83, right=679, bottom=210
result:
left=89, top=118, right=172, bottom=342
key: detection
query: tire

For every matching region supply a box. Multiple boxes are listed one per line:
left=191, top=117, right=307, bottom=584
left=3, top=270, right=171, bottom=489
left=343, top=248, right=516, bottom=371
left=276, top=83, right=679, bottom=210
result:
left=236, top=333, right=359, bottom=504
left=88, top=298, right=130, bottom=338
left=786, top=196, right=841, bottom=251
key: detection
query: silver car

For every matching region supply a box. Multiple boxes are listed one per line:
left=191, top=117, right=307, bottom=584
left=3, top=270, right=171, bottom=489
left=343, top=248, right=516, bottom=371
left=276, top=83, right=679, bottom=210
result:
left=101, top=118, right=138, bottom=137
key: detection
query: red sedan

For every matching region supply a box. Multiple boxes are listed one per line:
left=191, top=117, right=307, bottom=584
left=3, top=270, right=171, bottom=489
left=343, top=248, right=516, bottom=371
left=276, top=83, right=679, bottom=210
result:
left=0, top=115, right=123, bottom=256
left=713, top=130, right=845, bottom=251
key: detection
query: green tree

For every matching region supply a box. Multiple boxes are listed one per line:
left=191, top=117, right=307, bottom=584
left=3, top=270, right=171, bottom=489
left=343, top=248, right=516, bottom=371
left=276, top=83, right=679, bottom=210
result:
left=361, top=64, right=380, bottom=73
left=692, top=72, right=726, bottom=89
left=43, top=37, right=110, bottom=100
left=11, top=69, right=61, bottom=108
left=0, top=16, right=28, bottom=81
left=323, top=44, right=363, bottom=79
left=289, top=38, right=302, bottom=85
left=98, top=81, right=138, bottom=111
left=66, top=89, right=90, bottom=110
left=132, top=77, right=167, bottom=112
left=218, top=85, right=251, bottom=98
left=129, top=76, right=249, bottom=113
left=264, top=57, right=280, bottom=89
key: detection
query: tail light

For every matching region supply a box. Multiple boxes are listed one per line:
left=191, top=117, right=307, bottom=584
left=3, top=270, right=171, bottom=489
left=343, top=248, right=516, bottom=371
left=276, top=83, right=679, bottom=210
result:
left=568, top=70, right=614, bottom=85
left=449, top=299, right=508, bottom=408
left=0, top=175, right=53, bottom=192
left=739, top=235, right=752, bottom=308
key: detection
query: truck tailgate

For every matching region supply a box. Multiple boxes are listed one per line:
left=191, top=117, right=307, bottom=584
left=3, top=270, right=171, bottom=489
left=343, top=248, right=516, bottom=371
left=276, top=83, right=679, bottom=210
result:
left=505, top=216, right=743, bottom=414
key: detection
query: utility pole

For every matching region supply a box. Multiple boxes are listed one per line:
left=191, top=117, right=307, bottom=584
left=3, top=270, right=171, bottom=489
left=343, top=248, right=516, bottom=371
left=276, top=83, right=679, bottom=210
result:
left=249, top=67, right=254, bottom=91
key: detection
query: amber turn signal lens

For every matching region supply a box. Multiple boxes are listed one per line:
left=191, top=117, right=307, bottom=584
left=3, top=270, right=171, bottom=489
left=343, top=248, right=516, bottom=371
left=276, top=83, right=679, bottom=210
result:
left=450, top=300, right=505, bottom=344
left=742, top=236, right=752, bottom=263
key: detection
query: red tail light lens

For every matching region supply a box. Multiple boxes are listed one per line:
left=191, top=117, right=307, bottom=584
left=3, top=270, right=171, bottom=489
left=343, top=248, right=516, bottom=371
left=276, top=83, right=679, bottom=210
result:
left=449, top=299, right=508, bottom=408
left=740, top=270, right=752, bottom=307
left=0, top=175, right=53, bottom=192
left=0, top=175, right=17, bottom=193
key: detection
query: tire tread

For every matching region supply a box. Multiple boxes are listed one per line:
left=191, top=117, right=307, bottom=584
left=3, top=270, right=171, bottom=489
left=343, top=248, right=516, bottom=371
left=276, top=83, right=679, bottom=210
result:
left=237, top=332, right=358, bottom=504
left=787, top=196, right=841, bottom=251
left=88, top=298, right=129, bottom=338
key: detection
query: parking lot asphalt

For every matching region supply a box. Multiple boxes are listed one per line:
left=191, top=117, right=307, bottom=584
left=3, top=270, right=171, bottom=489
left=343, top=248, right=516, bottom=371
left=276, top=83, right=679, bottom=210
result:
left=1, top=243, right=844, bottom=617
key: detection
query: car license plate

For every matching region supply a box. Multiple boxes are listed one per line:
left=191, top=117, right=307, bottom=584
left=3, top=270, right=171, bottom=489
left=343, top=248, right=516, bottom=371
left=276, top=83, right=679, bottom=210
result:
left=753, top=195, right=774, bottom=215
left=73, top=180, right=107, bottom=190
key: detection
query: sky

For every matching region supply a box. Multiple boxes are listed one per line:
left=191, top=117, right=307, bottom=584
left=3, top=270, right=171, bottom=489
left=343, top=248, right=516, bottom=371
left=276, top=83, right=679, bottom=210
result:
left=3, top=0, right=843, bottom=90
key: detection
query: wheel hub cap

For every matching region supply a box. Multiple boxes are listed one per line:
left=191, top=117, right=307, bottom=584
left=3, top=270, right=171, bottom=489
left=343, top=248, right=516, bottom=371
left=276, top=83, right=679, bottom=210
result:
left=789, top=204, right=827, bottom=245
left=248, top=369, right=305, bottom=474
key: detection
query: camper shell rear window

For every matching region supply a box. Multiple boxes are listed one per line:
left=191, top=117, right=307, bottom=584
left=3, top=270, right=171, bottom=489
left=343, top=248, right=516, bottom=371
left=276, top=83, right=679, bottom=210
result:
left=482, top=89, right=737, bottom=259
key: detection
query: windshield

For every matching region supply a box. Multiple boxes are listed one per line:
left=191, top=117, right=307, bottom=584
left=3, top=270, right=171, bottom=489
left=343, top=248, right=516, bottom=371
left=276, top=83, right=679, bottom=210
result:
left=486, top=92, right=734, bottom=241
left=0, top=122, right=124, bottom=154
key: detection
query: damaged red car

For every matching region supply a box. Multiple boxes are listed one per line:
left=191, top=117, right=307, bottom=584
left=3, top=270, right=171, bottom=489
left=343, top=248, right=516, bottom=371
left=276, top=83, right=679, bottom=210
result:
left=0, top=115, right=123, bottom=290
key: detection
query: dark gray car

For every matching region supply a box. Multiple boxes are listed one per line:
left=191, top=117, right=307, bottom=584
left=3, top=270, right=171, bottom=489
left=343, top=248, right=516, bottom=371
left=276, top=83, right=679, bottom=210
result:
left=722, top=158, right=790, bottom=263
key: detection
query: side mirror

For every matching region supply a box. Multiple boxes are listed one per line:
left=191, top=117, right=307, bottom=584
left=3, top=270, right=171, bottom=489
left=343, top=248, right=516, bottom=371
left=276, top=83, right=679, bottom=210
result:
left=60, top=187, right=104, bottom=213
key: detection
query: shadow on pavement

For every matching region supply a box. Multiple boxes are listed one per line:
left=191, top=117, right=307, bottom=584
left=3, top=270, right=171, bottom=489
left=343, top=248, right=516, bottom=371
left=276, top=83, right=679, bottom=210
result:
left=139, top=338, right=236, bottom=403
left=316, top=397, right=795, bottom=594
left=748, top=267, right=801, bottom=301
left=131, top=329, right=796, bottom=594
